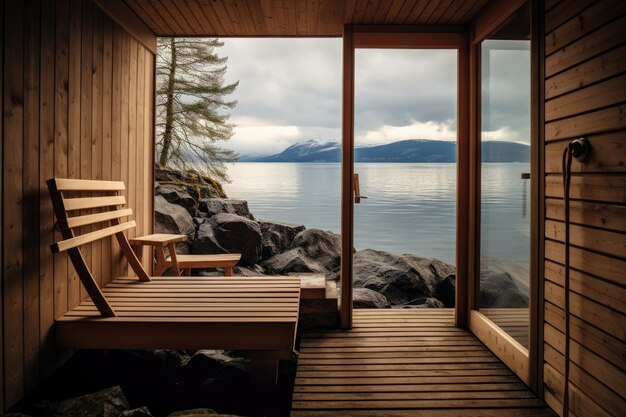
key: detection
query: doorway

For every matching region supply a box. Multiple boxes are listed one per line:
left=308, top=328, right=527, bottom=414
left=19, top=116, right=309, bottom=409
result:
left=339, top=28, right=470, bottom=329
left=351, top=48, right=458, bottom=310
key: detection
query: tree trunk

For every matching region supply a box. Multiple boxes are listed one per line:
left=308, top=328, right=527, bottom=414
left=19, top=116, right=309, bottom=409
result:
left=159, top=38, right=177, bottom=166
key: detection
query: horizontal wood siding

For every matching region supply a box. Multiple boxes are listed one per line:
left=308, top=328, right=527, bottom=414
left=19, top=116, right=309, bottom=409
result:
left=0, top=0, right=155, bottom=410
left=542, top=1, right=626, bottom=416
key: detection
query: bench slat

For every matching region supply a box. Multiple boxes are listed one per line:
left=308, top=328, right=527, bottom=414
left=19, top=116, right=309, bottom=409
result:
left=66, top=208, right=133, bottom=228
left=51, top=220, right=136, bottom=253
left=63, top=195, right=126, bottom=211
left=54, top=178, right=126, bottom=191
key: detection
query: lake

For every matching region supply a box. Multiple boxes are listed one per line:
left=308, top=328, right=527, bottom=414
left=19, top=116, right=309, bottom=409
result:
left=223, top=162, right=530, bottom=266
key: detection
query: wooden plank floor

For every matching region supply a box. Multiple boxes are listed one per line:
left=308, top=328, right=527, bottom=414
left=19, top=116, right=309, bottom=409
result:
left=480, top=308, right=529, bottom=349
left=291, top=309, right=554, bottom=417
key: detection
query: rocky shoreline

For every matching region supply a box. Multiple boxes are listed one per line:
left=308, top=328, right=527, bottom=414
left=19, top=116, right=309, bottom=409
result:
left=154, top=168, right=529, bottom=309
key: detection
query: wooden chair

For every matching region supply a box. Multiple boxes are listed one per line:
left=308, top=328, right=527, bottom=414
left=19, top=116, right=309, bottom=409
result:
left=128, top=234, right=241, bottom=276
left=47, top=178, right=300, bottom=383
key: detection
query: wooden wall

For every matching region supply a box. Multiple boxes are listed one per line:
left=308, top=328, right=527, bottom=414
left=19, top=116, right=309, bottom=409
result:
left=541, top=0, right=626, bottom=415
left=1, top=0, right=155, bottom=410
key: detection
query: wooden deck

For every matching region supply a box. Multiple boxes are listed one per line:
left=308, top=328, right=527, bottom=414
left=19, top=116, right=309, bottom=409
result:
left=55, top=276, right=301, bottom=352
left=291, top=309, right=553, bottom=417
left=480, top=308, right=529, bottom=349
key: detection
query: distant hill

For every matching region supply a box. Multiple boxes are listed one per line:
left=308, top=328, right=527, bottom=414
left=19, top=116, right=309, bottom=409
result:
left=241, top=139, right=530, bottom=163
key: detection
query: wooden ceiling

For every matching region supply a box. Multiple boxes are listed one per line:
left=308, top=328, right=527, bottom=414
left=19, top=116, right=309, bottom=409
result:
left=123, top=0, right=491, bottom=37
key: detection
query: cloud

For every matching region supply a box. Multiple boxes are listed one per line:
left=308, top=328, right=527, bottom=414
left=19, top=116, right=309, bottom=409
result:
left=228, top=116, right=302, bottom=155
left=205, top=37, right=531, bottom=156
left=359, top=119, right=456, bottom=145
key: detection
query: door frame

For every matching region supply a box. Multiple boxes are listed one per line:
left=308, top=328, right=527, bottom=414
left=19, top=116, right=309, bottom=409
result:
left=340, top=25, right=470, bottom=330
left=466, top=0, right=542, bottom=392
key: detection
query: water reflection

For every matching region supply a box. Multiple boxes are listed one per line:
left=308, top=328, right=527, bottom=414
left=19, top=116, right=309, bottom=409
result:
left=225, top=162, right=530, bottom=266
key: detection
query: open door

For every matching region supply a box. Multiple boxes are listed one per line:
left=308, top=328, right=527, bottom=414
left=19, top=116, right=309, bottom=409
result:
left=340, top=27, right=470, bottom=329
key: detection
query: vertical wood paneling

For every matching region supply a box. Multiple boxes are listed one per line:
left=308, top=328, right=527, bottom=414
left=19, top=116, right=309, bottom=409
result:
left=80, top=0, right=93, bottom=282
left=67, top=0, right=82, bottom=306
left=1, top=0, right=6, bottom=408
left=38, top=0, right=56, bottom=380
left=54, top=0, right=70, bottom=320
left=23, top=0, right=42, bottom=393
left=3, top=0, right=25, bottom=405
left=542, top=1, right=626, bottom=416
left=1, top=0, right=155, bottom=409
left=111, top=26, right=123, bottom=280
left=102, top=17, right=113, bottom=286
left=119, top=31, right=130, bottom=275
left=91, top=6, right=103, bottom=287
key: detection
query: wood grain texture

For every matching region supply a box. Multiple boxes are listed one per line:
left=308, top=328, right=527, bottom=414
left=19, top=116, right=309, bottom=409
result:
left=122, top=0, right=490, bottom=36
left=1, top=0, right=156, bottom=409
left=541, top=2, right=626, bottom=416
left=3, top=0, right=25, bottom=405
left=292, top=310, right=552, bottom=416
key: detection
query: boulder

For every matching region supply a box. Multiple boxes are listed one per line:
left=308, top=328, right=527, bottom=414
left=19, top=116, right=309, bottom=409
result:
left=193, top=214, right=262, bottom=265
left=181, top=350, right=249, bottom=386
left=154, top=195, right=195, bottom=236
left=199, top=199, right=254, bottom=220
left=480, top=270, right=529, bottom=307
left=259, top=220, right=306, bottom=259
left=434, top=274, right=455, bottom=308
left=353, top=288, right=390, bottom=309
left=405, top=298, right=446, bottom=308
left=291, top=229, right=341, bottom=272
left=47, top=386, right=131, bottom=417
left=168, top=410, right=241, bottom=417
left=155, top=184, right=198, bottom=216
left=261, top=248, right=327, bottom=275
left=354, top=249, right=455, bottom=306
left=120, top=407, right=154, bottom=417
left=155, top=168, right=225, bottom=199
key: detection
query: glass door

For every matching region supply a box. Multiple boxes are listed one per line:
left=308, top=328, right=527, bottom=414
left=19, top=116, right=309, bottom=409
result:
left=470, top=1, right=534, bottom=385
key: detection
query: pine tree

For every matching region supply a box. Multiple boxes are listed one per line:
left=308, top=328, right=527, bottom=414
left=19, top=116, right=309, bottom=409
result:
left=156, top=37, right=239, bottom=181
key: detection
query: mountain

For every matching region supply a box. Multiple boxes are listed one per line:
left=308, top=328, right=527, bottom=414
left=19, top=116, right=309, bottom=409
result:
left=242, top=139, right=529, bottom=163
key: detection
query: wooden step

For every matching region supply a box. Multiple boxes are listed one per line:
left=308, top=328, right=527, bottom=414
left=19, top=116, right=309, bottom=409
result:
left=293, top=274, right=327, bottom=300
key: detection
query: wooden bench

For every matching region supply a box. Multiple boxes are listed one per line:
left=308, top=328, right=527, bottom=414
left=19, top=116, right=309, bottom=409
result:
left=128, top=233, right=241, bottom=276
left=47, top=178, right=300, bottom=383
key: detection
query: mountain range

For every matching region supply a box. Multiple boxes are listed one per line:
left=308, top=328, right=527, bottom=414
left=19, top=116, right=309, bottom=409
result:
left=241, top=139, right=530, bottom=163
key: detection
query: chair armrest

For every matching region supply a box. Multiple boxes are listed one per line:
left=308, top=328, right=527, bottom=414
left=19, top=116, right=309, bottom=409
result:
left=129, top=233, right=187, bottom=246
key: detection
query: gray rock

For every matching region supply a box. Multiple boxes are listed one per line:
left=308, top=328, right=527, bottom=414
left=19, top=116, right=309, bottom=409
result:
left=291, top=229, right=341, bottom=272
left=120, top=407, right=154, bottom=417
left=434, top=274, right=455, bottom=307
left=167, top=410, right=218, bottom=417
left=181, top=350, right=249, bottom=386
left=155, top=168, right=225, bottom=199
left=193, top=214, right=262, bottom=265
left=199, top=198, right=254, bottom=220
left=48, top=386, right=131, bottom=417
left=353, top=288, right=390, bottom=309
left=354, top=249, right=455, bottom=306
left=259, top=220, right=306, bottom=259
left=154, top=195, right=195, bottom=236
left=261, top=248, right=328, bottom=275
left=194, top=222, right=224, bottom=254
left=480, top=270, right=529, bottom=307
left=396, top=297, right=446, bottom=309
left=155, top=184, right=198, bottom=216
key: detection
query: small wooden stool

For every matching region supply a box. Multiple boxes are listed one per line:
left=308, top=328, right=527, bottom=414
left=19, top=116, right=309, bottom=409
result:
left=130, top=233, right=241, bottom=276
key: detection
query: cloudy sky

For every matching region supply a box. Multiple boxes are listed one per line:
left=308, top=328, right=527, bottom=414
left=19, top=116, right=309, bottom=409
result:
left=217, top=38, right=530, bottom=156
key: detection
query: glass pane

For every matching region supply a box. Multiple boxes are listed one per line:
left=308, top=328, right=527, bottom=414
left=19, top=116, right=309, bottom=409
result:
left=479, top=3, right=531, bottom=349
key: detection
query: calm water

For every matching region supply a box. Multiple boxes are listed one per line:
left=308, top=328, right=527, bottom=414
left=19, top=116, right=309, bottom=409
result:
left=223, top=162, right=530, bottom=265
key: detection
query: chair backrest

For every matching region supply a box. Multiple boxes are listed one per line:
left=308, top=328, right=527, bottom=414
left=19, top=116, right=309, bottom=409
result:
left=47, top=178, right=151, bottom=317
